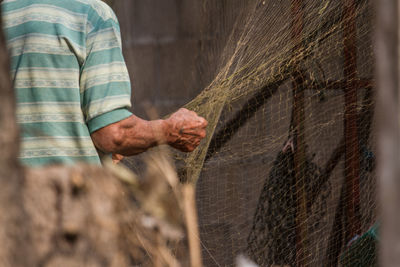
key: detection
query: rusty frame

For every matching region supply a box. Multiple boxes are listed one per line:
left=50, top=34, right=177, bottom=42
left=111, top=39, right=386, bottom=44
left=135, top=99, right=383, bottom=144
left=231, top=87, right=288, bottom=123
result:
left=290, top=0, right=309, bottom=266
left=342, top=0, right=362, bottom=241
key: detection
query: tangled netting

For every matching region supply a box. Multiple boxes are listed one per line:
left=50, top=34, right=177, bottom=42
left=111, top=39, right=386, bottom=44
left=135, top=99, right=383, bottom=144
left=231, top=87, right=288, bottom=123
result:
left=175, top=0, right=376, bottom=266
left=121, top=0, right=377, bottom=266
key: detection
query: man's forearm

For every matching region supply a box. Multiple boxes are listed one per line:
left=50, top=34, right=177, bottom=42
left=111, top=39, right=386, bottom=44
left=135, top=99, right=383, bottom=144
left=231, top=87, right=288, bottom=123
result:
left=91, top=115, right=168, bottom=156
left=91, top=108, right=208, bottom=156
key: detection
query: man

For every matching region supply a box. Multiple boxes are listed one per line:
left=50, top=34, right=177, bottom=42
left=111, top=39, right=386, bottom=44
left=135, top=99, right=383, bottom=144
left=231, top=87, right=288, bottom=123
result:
left=1, top=0, right=207, bottom=166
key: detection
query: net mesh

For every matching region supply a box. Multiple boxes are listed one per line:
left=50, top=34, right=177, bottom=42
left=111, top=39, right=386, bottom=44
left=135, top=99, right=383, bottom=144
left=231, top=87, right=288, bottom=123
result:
left=121, top=0, right=377, bottom=266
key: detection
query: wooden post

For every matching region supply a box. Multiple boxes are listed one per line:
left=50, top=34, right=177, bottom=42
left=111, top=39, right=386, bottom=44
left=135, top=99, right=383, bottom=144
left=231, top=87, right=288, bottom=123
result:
left=0, top=8, right=33, bottom=266
left=342, top=0, right=361, bottom=241
left=290, top=0, right=309, bottom=266
left=183, top=184, right=203, bottom=267
left=375, top=0, right=400, bottom=266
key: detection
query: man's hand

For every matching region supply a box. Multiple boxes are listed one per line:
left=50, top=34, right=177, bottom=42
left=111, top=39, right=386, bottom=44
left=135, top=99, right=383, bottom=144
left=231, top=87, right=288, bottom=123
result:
left=163, top=108, right=208, bottom=152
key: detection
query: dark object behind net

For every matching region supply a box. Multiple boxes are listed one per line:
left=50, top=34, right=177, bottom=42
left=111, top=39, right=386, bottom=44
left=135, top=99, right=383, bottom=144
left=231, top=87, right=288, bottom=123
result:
left=119, top=0, right=377, bottom=265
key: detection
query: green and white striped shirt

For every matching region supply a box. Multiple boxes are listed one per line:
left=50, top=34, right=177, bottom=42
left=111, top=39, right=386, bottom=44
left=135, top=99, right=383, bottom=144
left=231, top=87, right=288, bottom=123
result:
left=2, top=0, right=133, bottom=166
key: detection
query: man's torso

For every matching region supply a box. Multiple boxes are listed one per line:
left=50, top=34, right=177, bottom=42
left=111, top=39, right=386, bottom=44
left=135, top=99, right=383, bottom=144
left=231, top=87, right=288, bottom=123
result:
left=2, top=0, right=132, bottom=166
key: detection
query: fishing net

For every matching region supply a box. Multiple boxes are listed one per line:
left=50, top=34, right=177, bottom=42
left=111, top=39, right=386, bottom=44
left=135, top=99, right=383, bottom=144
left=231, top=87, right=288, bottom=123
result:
left=119, top=0, right=377, bottom=266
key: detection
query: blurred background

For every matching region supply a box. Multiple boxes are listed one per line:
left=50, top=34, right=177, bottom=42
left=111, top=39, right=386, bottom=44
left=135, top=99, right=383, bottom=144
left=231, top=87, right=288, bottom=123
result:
left=107, top=1, right=378, bottom=266
left=109, top=0, right=242, bottom=118
left=103, top=1, right=397, bottom=266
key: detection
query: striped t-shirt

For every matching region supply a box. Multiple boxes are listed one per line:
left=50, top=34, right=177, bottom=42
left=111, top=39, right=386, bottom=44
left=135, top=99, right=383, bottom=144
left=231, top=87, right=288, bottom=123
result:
left=1, top=0, right=133, bottom=166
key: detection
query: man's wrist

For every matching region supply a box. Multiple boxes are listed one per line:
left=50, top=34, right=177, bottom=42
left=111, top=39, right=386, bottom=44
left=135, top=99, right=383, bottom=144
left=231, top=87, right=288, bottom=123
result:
left=155, top=119, right=170, bottom=145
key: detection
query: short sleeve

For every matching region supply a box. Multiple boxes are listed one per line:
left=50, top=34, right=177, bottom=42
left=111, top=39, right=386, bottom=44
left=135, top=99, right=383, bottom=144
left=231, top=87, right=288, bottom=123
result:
left=80, top=7, right=132, bottom=133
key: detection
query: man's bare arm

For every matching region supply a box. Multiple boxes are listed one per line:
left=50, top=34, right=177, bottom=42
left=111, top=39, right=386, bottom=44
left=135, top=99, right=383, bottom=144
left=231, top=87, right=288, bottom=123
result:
left=90, top=108, right=208, bottom=156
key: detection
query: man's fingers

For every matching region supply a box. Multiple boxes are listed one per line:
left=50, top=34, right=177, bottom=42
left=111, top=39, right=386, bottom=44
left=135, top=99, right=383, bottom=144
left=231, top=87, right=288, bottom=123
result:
left=112, top=153, right=124, bottom=164
left=198, top=129, right=206, bottom=139
left=175, top=108, right=207, bottom=125
left=199, top=117, right=208, bottom=126
left=179, top=128, right=207, bottom=138
left=174, top=134, right=204, bottom=152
